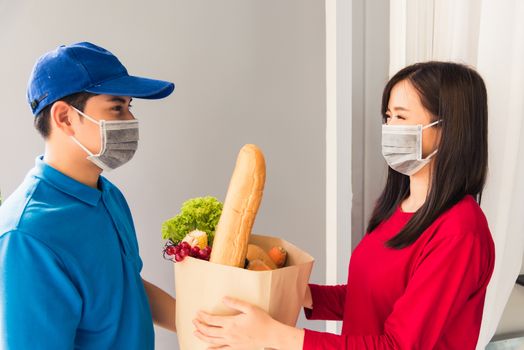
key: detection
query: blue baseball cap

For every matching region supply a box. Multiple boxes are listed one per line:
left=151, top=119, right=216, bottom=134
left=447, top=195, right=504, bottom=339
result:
left=27, top=42, right=175, bottom=116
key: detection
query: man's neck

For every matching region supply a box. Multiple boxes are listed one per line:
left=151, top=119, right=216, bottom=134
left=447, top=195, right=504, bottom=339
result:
left=43, top=146, right=102, bottom=189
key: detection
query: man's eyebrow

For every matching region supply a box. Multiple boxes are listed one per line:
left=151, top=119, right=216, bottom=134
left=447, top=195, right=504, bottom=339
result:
left=107, top=97, right=132, bottom=104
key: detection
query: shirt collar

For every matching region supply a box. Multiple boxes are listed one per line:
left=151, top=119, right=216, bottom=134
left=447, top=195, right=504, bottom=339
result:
left=30, top=155, right=103, bottom=206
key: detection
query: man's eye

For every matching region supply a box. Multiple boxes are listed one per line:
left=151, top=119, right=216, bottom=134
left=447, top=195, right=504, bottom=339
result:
left=112, top=104, right=132, bottom=112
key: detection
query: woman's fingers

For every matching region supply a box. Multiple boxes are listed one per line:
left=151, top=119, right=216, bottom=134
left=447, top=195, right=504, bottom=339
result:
left=222, top=297, right=254, bottom=314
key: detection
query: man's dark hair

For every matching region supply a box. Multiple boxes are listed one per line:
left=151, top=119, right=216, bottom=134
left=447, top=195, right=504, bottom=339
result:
left=34, top=92, right=97, bottom=139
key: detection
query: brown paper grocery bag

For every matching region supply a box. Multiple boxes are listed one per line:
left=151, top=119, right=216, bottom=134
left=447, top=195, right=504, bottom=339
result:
left=174, top=234, right=314, bottom=350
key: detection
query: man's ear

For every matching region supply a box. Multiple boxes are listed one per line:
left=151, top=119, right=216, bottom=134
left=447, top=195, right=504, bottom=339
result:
left=50, top=101, right=76, bottom=137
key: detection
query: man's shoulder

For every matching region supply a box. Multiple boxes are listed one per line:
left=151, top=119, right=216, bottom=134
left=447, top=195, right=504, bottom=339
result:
left=0, top=174, right=86, bottom=240
left=0, top=175, right=41, bottom=235
left=100, top=176, right=126, bottom=199
left=0, top=229, right=61, bottom=265
left=99, top=176, right=132, bottom=212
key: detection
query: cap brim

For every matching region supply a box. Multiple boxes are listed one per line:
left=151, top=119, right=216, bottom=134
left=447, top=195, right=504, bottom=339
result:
left=85, top=75, right=175, bottom=99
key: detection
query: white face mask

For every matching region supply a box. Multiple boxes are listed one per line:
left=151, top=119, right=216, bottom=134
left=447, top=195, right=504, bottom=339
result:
left=381, top=120, right=441, bottom=176
left=70, top=107, right=139, bottom=172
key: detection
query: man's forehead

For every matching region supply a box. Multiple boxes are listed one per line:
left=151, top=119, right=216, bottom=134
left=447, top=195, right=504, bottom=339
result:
left=100, top=95, right=132, bottom=104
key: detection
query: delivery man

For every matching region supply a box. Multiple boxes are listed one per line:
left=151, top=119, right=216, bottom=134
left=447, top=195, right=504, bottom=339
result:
left=0, top=42, right=177, bottom=349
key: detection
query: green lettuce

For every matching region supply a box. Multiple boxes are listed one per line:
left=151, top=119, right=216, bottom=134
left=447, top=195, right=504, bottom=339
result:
left=161, top=196, right=223, bottom=245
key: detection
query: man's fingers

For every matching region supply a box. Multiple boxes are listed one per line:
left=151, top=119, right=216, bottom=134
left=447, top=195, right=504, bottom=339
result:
left=193, top=328, right=226, bottom=345
left=196, top=311, right=229, bottom=327
left=193, top=319, right=225, bottom=338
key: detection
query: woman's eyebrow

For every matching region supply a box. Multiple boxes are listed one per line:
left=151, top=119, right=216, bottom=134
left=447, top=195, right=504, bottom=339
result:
left=387, top=106, right=410, bottom=112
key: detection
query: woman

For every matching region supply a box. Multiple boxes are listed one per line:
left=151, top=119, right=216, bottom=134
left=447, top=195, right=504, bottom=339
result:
left=193, top=62, right=495, bottom=349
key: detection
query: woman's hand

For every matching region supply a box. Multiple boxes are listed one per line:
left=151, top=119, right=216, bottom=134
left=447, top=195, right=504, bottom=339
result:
left=193, top=297, right=304, bottom=349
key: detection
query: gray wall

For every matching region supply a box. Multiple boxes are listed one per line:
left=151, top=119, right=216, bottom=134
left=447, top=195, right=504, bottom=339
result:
left=0, top=1, right=326, bottom=348
left=494, top=283, right=524, bottom=340
left=351, top=0, right=389, bottom=249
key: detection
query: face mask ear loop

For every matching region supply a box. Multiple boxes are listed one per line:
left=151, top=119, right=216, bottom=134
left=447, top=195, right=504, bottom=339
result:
left=422, top=119, right=442, bottom=129
left=422, top=148, right=439, bottom=161
left=71, top=136, right=96, bottom=157
left=418, top=119, right=442, bottom=159
left=71, top=106, right=100, bottom=125
left=70, top=106, right=103, bottom=156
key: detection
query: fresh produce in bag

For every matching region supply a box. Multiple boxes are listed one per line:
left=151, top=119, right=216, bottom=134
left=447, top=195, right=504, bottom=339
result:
left=160, top=144, right=314, bottom=350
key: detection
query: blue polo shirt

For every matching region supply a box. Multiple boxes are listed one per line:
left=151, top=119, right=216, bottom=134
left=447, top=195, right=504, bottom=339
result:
left=0, top=156, right=154, bottom=349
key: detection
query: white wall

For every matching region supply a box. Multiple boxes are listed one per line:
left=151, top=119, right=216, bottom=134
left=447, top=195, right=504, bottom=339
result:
left=324, top=0, right=353, bottom=335
left=0, top=1, right=326, bottom=348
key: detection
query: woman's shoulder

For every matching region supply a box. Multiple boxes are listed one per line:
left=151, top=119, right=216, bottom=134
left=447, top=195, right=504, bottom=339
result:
left=434, top=195, right=490, bottom=238
left=415, top=195, right=494, bottom=267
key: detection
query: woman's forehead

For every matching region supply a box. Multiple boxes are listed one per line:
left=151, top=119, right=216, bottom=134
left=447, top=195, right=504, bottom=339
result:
left=388, top=80, right=421, bottom=111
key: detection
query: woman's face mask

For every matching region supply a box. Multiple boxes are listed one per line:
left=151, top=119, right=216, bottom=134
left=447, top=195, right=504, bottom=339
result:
left=70, top=107, right=139, bottom=172
left=381, top=120, right=441, bottom=176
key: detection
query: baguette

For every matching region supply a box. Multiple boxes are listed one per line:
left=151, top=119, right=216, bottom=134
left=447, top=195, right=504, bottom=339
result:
left=210, top=144, right=266, bottom=267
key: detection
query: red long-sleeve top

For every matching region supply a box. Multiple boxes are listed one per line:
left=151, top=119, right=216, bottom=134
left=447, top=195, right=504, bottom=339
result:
left=303, top=195, right=495, bottom=349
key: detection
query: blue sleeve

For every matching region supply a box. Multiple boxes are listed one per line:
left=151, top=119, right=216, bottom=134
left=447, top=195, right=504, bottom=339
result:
left=0, top=231, right=82, bottom=349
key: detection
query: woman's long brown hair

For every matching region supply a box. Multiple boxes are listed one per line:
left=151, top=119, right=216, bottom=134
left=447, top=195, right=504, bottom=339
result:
left=366, top=62, right=488, bottom=249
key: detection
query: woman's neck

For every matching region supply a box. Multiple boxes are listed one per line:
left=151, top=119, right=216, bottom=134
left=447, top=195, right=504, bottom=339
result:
left=402, top=162, right=432, bottom=213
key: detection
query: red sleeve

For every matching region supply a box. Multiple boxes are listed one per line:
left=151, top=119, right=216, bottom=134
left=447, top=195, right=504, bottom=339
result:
left=302, top=231, right=493, bottom=349
left=303, top=283, right=347, bottom=321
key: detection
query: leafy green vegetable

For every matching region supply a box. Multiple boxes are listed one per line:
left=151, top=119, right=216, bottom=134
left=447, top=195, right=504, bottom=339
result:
left=161, top=196, right=223, bottom=245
